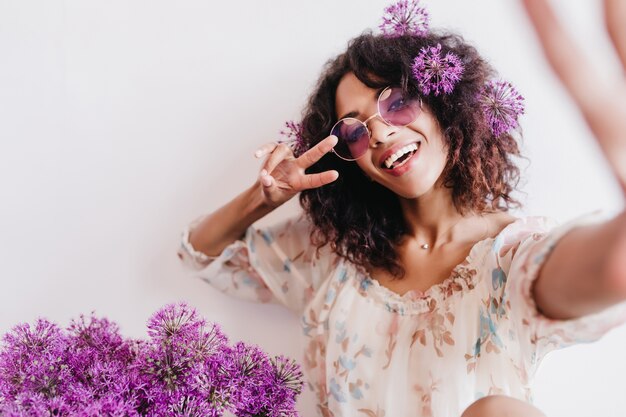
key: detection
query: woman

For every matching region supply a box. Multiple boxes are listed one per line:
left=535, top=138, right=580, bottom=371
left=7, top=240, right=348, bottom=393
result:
left=177, top=0, right=626, bottom=415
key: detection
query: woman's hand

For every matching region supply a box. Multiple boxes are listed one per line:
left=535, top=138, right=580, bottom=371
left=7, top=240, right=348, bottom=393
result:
left=521, top=0, right=626, bottom=195
left=521, top=0, right=626, bottom=290
left=254, top=135, right=339, bottom=208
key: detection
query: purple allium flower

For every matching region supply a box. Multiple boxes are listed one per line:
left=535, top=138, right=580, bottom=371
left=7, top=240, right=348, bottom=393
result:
left=67, top=312, right=124, bottom=348
left=412, top=43, right=464, bottom=96
left=270, top=355, right=304, bottom=395
left=189, top=350, right=238, bottom=415
left=189, top=322, right=229, bottom=359
left=146, top=301, right=205, bottom=343
left=0, top=319, right=70, bottom=401
left=258, top=355, right=304, bottom=417
left=1, top=392, right=52, bottom=417
left=168, top=393, right=221, bottom=417
left=379, top=0, right=430, bottom=38
left=0, top=302, right=304, bottom=417
left=78, top=395, right=140, bottom=417
left=64, top=313, right=142, bottom=407
left=278, top=120, right=308, bottom=158
left=479, top=79, right=525, bottom=137
left=141, top=302, right=230, bottom=397
left=65, top=313, right=132, bottom=373
left=227, top=342, right=274, bottom=414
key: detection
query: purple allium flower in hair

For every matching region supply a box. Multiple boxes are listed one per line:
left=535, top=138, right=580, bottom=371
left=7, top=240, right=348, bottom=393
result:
left=479, top=79, right=525, bottom=137
left=412, top=43, right=464, bottom=96
left=379, top=0, right=429, bottom=38
left=278, top=120, right=307, bottom=157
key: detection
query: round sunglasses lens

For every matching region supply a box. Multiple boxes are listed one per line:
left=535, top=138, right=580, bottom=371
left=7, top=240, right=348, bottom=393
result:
left=330, top=118, right=370, bottom=160
left=379, top=87, right=420, bottom=126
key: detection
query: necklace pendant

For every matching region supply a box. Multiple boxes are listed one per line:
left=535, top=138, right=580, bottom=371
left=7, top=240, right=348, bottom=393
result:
left=420, top=243, right=430, bottom=249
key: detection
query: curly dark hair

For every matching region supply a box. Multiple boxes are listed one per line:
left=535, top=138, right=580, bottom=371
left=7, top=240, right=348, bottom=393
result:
left=298, top=30, right=526, bottom=279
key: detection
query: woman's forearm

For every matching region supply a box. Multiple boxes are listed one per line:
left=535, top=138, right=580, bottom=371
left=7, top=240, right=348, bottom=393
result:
left=188, top=180, right=276, bottom=257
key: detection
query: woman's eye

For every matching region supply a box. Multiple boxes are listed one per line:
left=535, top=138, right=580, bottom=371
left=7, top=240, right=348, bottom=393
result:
left=387, top=98, right=408, bottom=112
left=346, top=126, right=367, bottom=143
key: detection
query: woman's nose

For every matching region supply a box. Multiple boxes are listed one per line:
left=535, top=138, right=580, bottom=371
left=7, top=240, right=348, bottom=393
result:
left=367, top=116, right=395, bottom=148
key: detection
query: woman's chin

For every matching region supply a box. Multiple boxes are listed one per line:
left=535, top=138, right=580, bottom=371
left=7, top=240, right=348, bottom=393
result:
left=385, top=183, right=434, bottom=200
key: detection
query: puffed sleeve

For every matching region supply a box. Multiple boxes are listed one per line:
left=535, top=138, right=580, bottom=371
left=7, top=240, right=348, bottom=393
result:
left=176, top=212, right=338, bottom=316
left=491, top=210, right=626, bottom=360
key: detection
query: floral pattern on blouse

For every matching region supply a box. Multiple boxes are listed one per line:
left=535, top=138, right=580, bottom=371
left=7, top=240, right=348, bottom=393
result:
left=177, top=210, right=626, bottom=417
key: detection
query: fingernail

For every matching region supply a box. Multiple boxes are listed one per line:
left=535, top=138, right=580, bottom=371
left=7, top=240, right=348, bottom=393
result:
left=261, top=176, right=272, bottom=186
left=260, top=169, right=268, bottom=176
left=254, top=150, right=262, bottom=158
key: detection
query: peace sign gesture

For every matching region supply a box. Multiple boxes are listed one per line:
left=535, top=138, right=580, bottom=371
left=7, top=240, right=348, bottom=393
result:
left=521, top=0, right=626, bottom=196
left=254, top=135, right=339, bottom=208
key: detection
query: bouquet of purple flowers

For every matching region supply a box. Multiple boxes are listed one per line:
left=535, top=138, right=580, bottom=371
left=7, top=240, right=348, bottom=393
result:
left=0, top=302, right=304, bottom=417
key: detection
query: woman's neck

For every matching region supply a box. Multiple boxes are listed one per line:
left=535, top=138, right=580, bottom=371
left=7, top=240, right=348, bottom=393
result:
left=399, top=185, right=487, bottom=248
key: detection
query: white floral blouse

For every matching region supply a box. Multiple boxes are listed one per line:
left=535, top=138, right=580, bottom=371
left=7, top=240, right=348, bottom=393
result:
left=177, top=210, right=626, bottom=417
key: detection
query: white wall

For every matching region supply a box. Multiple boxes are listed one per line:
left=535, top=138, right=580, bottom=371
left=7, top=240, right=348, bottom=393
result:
left=0, top=1, right=624, bottom=416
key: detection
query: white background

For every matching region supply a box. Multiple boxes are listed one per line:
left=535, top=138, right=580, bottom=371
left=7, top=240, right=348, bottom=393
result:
left=1, top=1, right=625, bottom=416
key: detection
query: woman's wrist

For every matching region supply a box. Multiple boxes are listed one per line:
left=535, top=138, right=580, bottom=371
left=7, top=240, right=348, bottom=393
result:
left=187, top=181, right=277, bottom=257
left=246, top=179, right=278, bottom=220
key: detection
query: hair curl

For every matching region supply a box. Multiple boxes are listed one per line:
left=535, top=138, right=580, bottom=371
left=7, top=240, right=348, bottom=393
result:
left=298, top=30, right=526, bottom=279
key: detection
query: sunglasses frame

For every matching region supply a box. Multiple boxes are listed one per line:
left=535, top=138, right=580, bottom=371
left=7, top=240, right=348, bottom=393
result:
left=330, top=86, right=422, bottom=162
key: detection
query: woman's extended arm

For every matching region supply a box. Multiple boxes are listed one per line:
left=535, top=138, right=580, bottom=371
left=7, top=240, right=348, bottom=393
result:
left=186, top=135, right=339, bottom=258
left=520, top=0, right=626, bottom=319
left=532, top=211, right=626, bottom=320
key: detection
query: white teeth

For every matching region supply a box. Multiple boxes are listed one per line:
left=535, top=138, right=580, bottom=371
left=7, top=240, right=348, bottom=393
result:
left=384, top=143, right=419, bottom=169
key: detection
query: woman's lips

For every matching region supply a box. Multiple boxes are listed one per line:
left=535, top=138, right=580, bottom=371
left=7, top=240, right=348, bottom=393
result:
left=380, top=142, right=421, bottom=177
left=378, top=140, right=421, bottom=167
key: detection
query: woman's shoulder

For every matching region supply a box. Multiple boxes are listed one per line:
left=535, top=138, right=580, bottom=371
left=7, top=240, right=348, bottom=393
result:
left=486, top=211, right=557, bottom=241
left=482, top=211, right=563, bottom=263
left=488, top=211, right=520, bottom=238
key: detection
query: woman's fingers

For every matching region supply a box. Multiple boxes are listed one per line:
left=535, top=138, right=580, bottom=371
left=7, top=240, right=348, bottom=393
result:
left=521, top=0, right=626, bottom=194
left=521, top=0, right=602, bottom=108
left=254, top=142, right=279, bottom=159
left=296, top=135, right=338, bottom=169
left=605, top=0, right=626, bottom=70
left=259, top=170, right=274, bottom=187
left=260, top=143, right=293, bottom=174
left=255, top=135, right=339, bottom=194
left=520, top=0, right=612, bottom=142
left=295, top=170, right=340, bottom=190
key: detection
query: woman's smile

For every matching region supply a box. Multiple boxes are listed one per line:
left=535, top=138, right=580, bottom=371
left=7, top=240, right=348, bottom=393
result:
left=380, top=141, right=422, bottom=176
